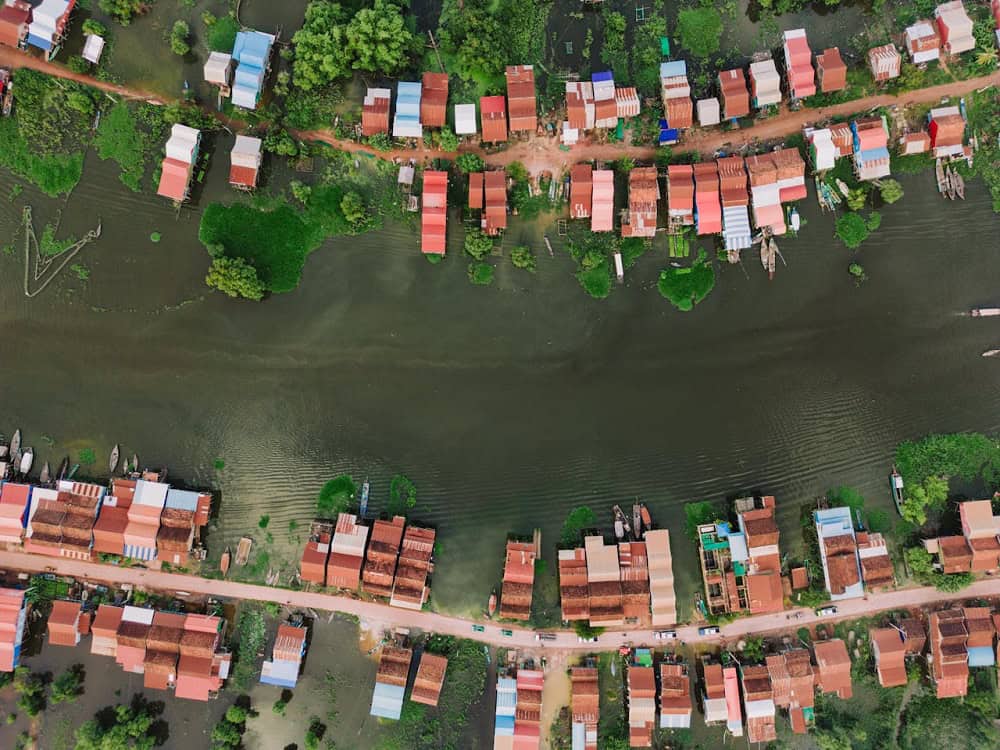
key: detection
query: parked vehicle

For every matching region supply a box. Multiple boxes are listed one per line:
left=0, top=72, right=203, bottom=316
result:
left=501, top=629, right=514, bottom=637
left=815, top=606, right=838, bottom=617
left=534, top=632, right=557, bottom=641
left=472, top=624, right=485, bottom=633
left=578, top=636, right=598, bottom=643
left=698, top=626, right=720, bottom=636
left=654, top=630, right=678, bottom=640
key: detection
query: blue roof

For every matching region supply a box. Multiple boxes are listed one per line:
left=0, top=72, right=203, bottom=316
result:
left=233, top=31, right=272, bottom=68
left=660, top=128, right=679, bottom=144
left=728, top=532, right=749, bottom=563
left=968, top=646, right=995, bottom=667
left=814, top=506, right=853, bottom=525
left=716, top=522, right=732, bottom=537
left=165, top=489, right=200, bottom=512
left=660, top=60, right=687, bottom=79
left=370, top=682, right=405, bottom=719
left=397, top=81, right=422, bottom=98
left=860, top=146, right=890, bottom=163
left=592, top=70, right=614, bottom=82
left=26, top=34, right=52, bottom=51
left=495, top=715, right=515, bottom=735
left=260, top=657, right=300, bottom=688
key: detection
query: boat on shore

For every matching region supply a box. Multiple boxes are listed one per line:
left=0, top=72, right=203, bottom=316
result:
left=360, top=478, right=370, bottom=517
left=488, top=590, right=497, bottom=617
left=235, top=536, right=253, bottom=566
left=970, top=308, right=1000, bottom=317
left=109, top=444, right=120, bottom=475
left=611, top=505, right=631, bottom=540
left=890, top=467, right=905, bottom=516
left=220, top=547, right=231, bottom=576
left=20, top=447, right=33, bottom=475
left=57, top=456, right=69, bottom=481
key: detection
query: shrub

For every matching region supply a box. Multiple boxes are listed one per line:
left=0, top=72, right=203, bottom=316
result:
left=317, top=475, right=355, bottom=517
left=510, top=245, right=535, bottom=271
left=657, top=249, right=715, bottom=311
left=68, top=56, right=91, bottom=74
left=170, top=21, right=191, bottom=56
left=677, top=7, right=723, bottom=59
left=205, top=257, right=266, bottom=301
left=456, top=153, right=485, bottom=174
left=835, top=212, right=869, bottom=249
left=560, top=506, right=595, bottom=546
left=464, top=229, right=493, bottom=260
left=82, top=19, right=107, bottom=37
left=468, top=261, right=495, bottom=285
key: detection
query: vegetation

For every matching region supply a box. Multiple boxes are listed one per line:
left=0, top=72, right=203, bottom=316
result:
left=291, top=2, right=350, bottom=89
left=304, top=718, right=326, bottom=749
left=82, top=19, right=107, bottom=38
left=340, top=191, right=366, bottom=226
left=658, top=249, right=715, bottom=311
left=684, top=501, right=722, bottom=541
left=849, top=262, right=867, bottom=283
left=170, top=21, right=191, bottom=56
left=74, top=694, right=164, bottom=749
left=677, top=6, right=723, bottom=60
left=963, top=90, right=1000, bottom=213
left=317, top=475, right=356, bottom=517
left=741, top=636, right=766, bottom=663
left=79, top=448, right=96, bottom=466
left=13, top=668, right=46, bottom=716
left=94, top=103, right=147, bottom=192
left=464, top=229, right=494, bottom=260
left=211, top=703, right=253, bottom=749
left=230, top=609, right=267, bottom=691
left=0, top=118, right=82, bottom=197
left=150, top=232, right=161, bottom=243
left=835, top=212, right=870, bottom=249
left=897, top=432, right=1000, bottom=488
left=467, top=261, right=495, bottom=285
left=99, top=0, right=146, bottom=26
left=345, top=0, right=414, bottom=74
left=388, top=474, right=417, bottom=516
left=510, top=245, right=535, bottom=272
left=879, top=179, right=904, bottom=204
left=205, top=257, right=266, bottom=301
left=207, top=14, right=239, bottom=53
left=600, top=9, right=628, bottom=81
left=900, top=694, right=999, bottom=749
left=573, top=620, right=605, bottom=639
left=456, top=153, right=485, bottom=174
left=560, top=506, right=596, bottom=547
left=905, top=546, right=973, bottom=591
left=51, top=664, right=85, bottom=704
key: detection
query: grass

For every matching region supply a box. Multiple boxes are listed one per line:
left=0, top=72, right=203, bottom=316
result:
left=576, top=262, right=611, bottom=299
left=0, top=118, right=83, bottom=197
left=40, top=224, right=77, bottom=256
left=207, top=15, right=239, bottom=53
left=657, top=249, right=715, bottom=311
left=94, top=102, right=146, bottom=191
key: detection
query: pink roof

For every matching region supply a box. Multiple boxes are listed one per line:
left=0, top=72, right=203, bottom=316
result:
left=857, top=126, right=887, bottom=151
left=724, top=667, right=742, bottom=724
left=591, top=170, right=614, bottom=232
left=421, top=170, right=448, bottom=254
left=517, top=669, right=544, bottom=691
left=754, top=202, right=785, bottom=232
left=0, top=483, right=30, bottom=508
left=156, top=158, right=191, bottom=201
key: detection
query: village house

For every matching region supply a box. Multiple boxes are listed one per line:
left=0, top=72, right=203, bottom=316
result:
left=454, top=103, right=477, bottom=136
left=392, top=81, right=422, bottom=139
left=500, top=540, right=536, bottom=620
left=645, top=529, right=677, bottom=626
left=203, top=51, right=233, bottom=90
left=615, top=87, right=641, bottom=119
left=749, top=59, right=782, bottom=109
left=571, top=667, right=599, bottom=750
left=813, top=639, right=853, bottom=699
left=934, top=1, right=975, bottom=55
left=483, top=170, right=508, bottom=235
left=929, top=608, right=969, bottom=697
left=585, top=535, right=624, bottom=626
left=47, top=599, right=86, bottom=647
left=773, top=147, right=808, bottom=202
left=621, top=167, right=659, bottom=238
left=300, top=528, right=331, bottom=586
left=260, top=624, right=307, bottom=689
left=619, top=540, right=651, bottom=622
left=718, top=68, right=750, bottom=120
left=926, top=499, right=1000, bottom=573
left=390, top=525, right=435, bottom=610
left=815, top=48, right=847, bottom=93
left=666, top=165, right=694, bottom=227
left=411, top=652, right=448, bottom=707
left=871, top=626, right=908, bottom=687
left=745, top=153, right=785, bottom=235
left=660, top=60, right=693, bottom=130
left=899, top=131, right=932, bottom=155
left=906, top=21, right=941, bottom=64
left=718, top=156, right=753, bottom=253
left=420, top=72, right=448, bottom=129
left=25, top=0, right=72, bottom=60
left=592, top=71, right=618, bottom=129
left=782, top=29, right=816, bottom=100
left=229, top=135, right=263, bottom=191
left=0, top=482, right=32, bottom=544
left=0, top=587, right=28, bottom=672
left=766, top=649, right=815, bottom=734
left=692, top=163, right=722, bottom=236
left=701, top=661, right=728, bottom=727
left=570, top=164, right=593, bottom=220
left=0, top=3, right=31, bottom=50
left=514, top=669, right=544, bottom=749
left=814, top=506, right=863, bottom=600
left=506, top=65, right=537, bottom=133
left=156, top=488, right=211, bottom=568
left=558, top=546, right=590, bottom=621
left=370, top=646, right=411, bottom=720
left=157, top=125, right=200, bottom=203
left=852, top=117, right=891, bottom=181
left=867, top=44, right=902, bottom=82
left=724, top=665, right=744, bottom=736
left=806, top=128, right=837, bottom=171
left=231, top=30, right=275, bottom=110
left=565, top=81, right=595, bottom=132
left=856, top=531, right=895, bottom=589
left=965, top=607, right=996, bottom=668
left=123, top=479, right=168, bottom=562
left=659, top=662, right=693, bottom=729
left=741, top=664, right=777, bottom=743
left=494, top=674, right=517, bottom=749
left=697, top=97, right=720, bottom=127
left=928, top=105, right=966, bottom=158
left=480, top=95, right=508, bottom=143
left=363, top=516, right=404, bottom=597
left=90, top=604, right=123, bottom=658
left=591, top=170, right=614, bottom=232
left=421, top=170, right=448, bottom=255
left=327, top=512, right=369, bottom=590
left=628, top=664, right=657, bottom=747
left=361, top=88, right=391, bottom=136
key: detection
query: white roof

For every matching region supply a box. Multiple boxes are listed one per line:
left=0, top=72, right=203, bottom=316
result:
left=133, top=479, right=170, bottom=509
left=204, top=52, right=232, bottom=85
left=261, top=659, right=300, bottom=682
left=561, top=122, right=579, bottom=145
left=32, top=0, right=68, bottom=26
left=122, top=606, right=155, bottom=625
left=906, top=20, right=936, bottom=40
left=364, top=87, right=391, bottom=105
left=496, top=677, right=517, bottom=714
left=745, top=698, right=775, bottom=718
left=231, top=135, right=262, bottom=168
left=397, top=165, right=414, bottom=185
left=454, top=103, right=477, bottom=134
left=331, top=514, right=369, bottom=556
left=660, top=711, right=692, bottom=729
left=82, top=34, right=105, bottom=64
left=697, top=98, right=720, bottom=126
left=929, top=105, right=961, bottom=120
left=750, top=59, right=781, bottom=100
left=704, top=696, right=729, bottom=722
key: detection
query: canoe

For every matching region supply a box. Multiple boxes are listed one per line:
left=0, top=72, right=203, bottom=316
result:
left=10, top=429, right=20, bottom=457
left=488, top=591, right=497, bottom=617
left=235, top=536, right=253, bottom=566
left=0, top=435, right=7, bottom=459
left=131, top=453, right=139, bottom=474
left=57, top=456, right=69, bottom=481
left=109, top=444, right=120, bottom=475
left=220, top=547, right=231, bottom=576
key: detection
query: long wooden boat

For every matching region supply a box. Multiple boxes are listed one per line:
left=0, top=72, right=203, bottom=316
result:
left=235, top=536, right=253, bottom=566
left=20, top=447, right=33, bottom=475
left=220, top=547, right=232, bottom=576
left=890, top=467, right=904, bottom=516
left=488, top=589, right=497, bottom=617
left=0, top=435, right=7, bottom=459
left=10, top=429, right=21, bottom=458
left=109, top=444, right=120, bottom=475
left=57, top=456, right=69, bottom=481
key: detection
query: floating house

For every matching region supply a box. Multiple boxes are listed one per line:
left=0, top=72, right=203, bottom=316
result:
left=584, top=535, right=624, bottom=627
left=25, top=0, right=73, bottom=60
left=362, top=516, right=405, bottom=597
left=928, top=105, right=965, bottom=158
left=719, top=69, right=750, bottom=120
left=123, top=479, right=168, bottom=561
left=659, top=663, right=692, bottom=729
left=468, top=171, right=484, bottom=210
left=851, top=118, right=891, bottom=181
left=327, top=512, right=368, bottom=590
left=565, top=81, right=595, bottom=131
left=558, top=547, right=589, bottom=621
left=628, top=665, right=656, bottom=747
left=740, top=664, right=777, bottom=743
left=745, top=153, right=785, bottom=235
left=480, top=95, right=508, bottom=143
left=591, top=170, right=614, bottom=232
left=231, top=30, right=275, bottom=109
left=692, top=163, right=722, bottom=236
left=370, top=646, right=412, bottom=720
left=570, top=164, right=593, bottom=219
left=666, top=164, right=694, bottom=227
left=203, top=51, right=233, bottom=89
left=697, top=98, right=720, bottom=127
left=571, top=667, right=599, bottom=750
left=47, top=599, right=86, bottom=647
left=82, top=32, right=104, bottom=64
left=420, top=72, right=448, bottom=129
left=766, top=649, right=815, bottom=734
left=899, top=131, right=931, bottom=155
left=615, top=87, right=641, bottom=119
left=0, top=588, right=27, bottom=672
left=702, top=662, right=729, bottom=726
left=411, top=652, right=447, bottom=707
left=0, top=4, right=30, bottom=50
left=813, top=639, right=853, bottom=699
left=506, top=65, right=537, bottom=132
left=454, top=103, right=477, bottom=135
left=300, top=531, right=331, bottom=586
left=500, top=540, right=536, bottom=621
left=856, top=531, right=895, bottom=590
left=935, top=1, right=975, bottom=55
left=621, top=167, right=659, bottom=238
left=421, top=170, right=448, bottom=255
left=362, top=88, right=391, bottom=136
left=157, top=124, right=200, bottom=203
left=592, top=71, right=618, bottom=129
left=229, top=135, right=263, bottom=190
left=392, top=81, right=422, bottom=139
left=115, top=605, right=153, bottom=675
left=814, top=506, right=863, bottom=600
left=906, top=21, right=941, bottom=64
left=723, top=666, right=743, bottom=736
left=871, top=627, right=908, bottom=687
left=749, top=59, right=781, bottom=108
left=965, top=607, right=995, bottom=669
left=143, top=611, right=186, bottom=691
left=494, top=675, right=517, bottom=748
left=782, top=29, right=816, bottom=100
left=0, top=482, right=31, bottom=544
left=390, top=525, right=435, bottom=610
left=175, top=614, right=230, bottom=700
left=660, top=60, right=693, bottom=130
left=514, top=670, right=543, bottom=749
left=867, top=44, right=901, bottom=82
left=815, top=48, right=847, bottom=93
left=260, top=624, right=307, bottom=689
left=718, top=156, right=753, bottom=253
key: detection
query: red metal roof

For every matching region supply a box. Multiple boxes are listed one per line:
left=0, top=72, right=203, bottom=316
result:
left=505, top=65, right=537, bottom=132
left=0, top=5, right=29, bottom=49
left=421, top=170, right=448, bottom=255
left=816, top=48, right=847, bottom=93
left=719, top=69, right=750, bottom=119
left=468, top=172, right=484, bottom=209
left=420, top=72, right=449, bottom=129
left=483, top=170, right=507, bottom=234
left=229, top=164, right=258, bottom=188
left=667, top=164, right=694, bottom=216
left=361, top=91, right=390, bottom=136
left=570, top=164, right=592, bottom=219
left=591, top=170, right=614, bottom=232
left=480, top=96, right=508, bottom=143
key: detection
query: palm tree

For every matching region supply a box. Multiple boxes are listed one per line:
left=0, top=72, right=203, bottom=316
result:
left=975, top=50, right=998, bottom=69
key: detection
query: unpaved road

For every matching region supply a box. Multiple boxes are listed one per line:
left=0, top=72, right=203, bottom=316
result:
left=3, top=548, right=999, bottom=652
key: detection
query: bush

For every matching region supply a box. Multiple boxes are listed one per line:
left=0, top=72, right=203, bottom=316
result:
left=510, top=245, right=535, bottom=271
left=205, top=257, right=266, bottom=301
left=835, top=213, right=869, bottom=249
left=657, top=249, right=715, bottom=311
left=99, top=0, right=145, bottom=25
left=576, top=263, right=611, bottom=299
left=50, top=664, right=84, bottom=704
left=170, top=21, right=191, bottom=56
left=561, top=506, right=595, bottom=547
left=464, top=229, right=493, bottom=260
left=208, top=14, right=240, bottom=52
left=317, top=475, right=356, bottom=517
left=68, top=56, right=91, bottom=74
left=684, top=501, right=721, bottom=541
left=456, top=153, right=485, bottom=174
left=879, top=178, right=904, bottom=204
left=867, top=211, right=882, bottom=231
left=367, top=132, right=393, bottom=151
left=388, top=474, right=417, bottom=516
left=82, top=19, right=107, bottom=37
left=468, top=261, right=495, bottom=285
left=340, top=191, right=366, bottom=225
left=94, top=102, right=146, bottom=192
left=12, top=668, right=46, bottom=716
left=435, top=127, right=459, bottom=152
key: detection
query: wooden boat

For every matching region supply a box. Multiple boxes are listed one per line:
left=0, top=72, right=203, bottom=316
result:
left=835, top=178, right=850, bottom=197
left=611, top=505, right=631, bottom=539
left=640, top=504, right=652, bottom=529
left=57, top=456, right=69, bottom=481
left=890, top=467, right=904, bottom=516
left=109, top=444, right=120, bottom=475
left=632, top=503, right=642, bottom=540
left=220, top=547, right=231, bottom=576
left=0, top=435, right=7, bottom=459
left=954, top=171, right=965, bottom=200
left=131, top=453, right=139, bottom=474
left=10, top=429, right=21, bottom=458
left=983, top=349, right=1000, bottom=358
left=235, top=536, right=253, bottom=566
left=67, top=463, right=79, bottom=480
left=39, top=462, right=50, bottom=485
left=768, top=238, right=777, bottom=280
left=935, top=159, right=947, bottom=194
left=359, top=478, right=370, bottom=517
left=970, top=308, right=1000, bottom=317
left=20, top=447, right=33, bottom=475
left=488, top=590, right=497, bottom=617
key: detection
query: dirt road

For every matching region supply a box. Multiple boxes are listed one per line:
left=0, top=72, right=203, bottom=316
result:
left=4, top=548, right=1000, bottom=652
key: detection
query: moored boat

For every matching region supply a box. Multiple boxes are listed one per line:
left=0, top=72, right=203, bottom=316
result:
left=0, top=435, right=7, bottom=459
left=789, top=206, right=800, bottom=232
left=488, top=590, right=497, bottom=617
left=57, top=456, right=69, bottom=481
left=109, top=444, right=120, bottom=475
left=39, top=461, right=50, bottom=485
left=220, top=547, right=231, bottom=576
left=632, top=503, right=642, bottom=540
left=360, top=478, right=370, bottom=517
left=640, top=504, right=652, bottom=529
left=970, top=308, right=1000, bottom=317
left=983, top=349, right=1000, bottom=358
left=890, top=467, right=904, bottom=516
left=10, top=429, right=21, bottom=458
left=20, top=447, right=33, bottom=475
left=235, top=536, right=253, bottom=566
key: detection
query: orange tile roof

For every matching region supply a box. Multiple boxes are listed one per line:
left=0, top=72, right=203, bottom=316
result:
left=813, top=640, right=852, bottom=699
left=420, top=72, right=449, bottom=129
left=505, top=65, right=537, bottom=132
left=480, top=95, right=508, bottom=143
left=411, top=652, right=447, bottom=706
left=871, top=628, right=907, bottom=687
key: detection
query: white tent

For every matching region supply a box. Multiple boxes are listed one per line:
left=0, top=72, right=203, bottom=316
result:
left=454, top=103, right=477, bottom=135
left=203, top=51, right=233, bottom=86
left=82, top=34, right=105, bottom=65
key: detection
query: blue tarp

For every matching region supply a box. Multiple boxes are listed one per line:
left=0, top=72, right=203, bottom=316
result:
left=968, top=646, right=995, bottom=667
left=860, top=146, right=890, bottom=163
left=165, top=489, right=200, bottom=511
left=592, top=70, right=614, bottom=82
left=716, top=522, right=732, bottom=537
left=659, top=126, right=679, bottom=145
left=659, top=60, right=687, bottom=79
left=495, top=715, right=515, bottom=735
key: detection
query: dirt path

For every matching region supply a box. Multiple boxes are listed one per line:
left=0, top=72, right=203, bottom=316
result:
left=4, top=548, right=1000, bottom=654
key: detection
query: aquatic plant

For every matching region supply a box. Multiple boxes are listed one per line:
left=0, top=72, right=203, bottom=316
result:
left=835, top=213, right=869, bottom=249
left=576, top=262, right=612, bottom=300
left=560, top=506, right=596, bottom=547
left=0, top=119, right=82, bottom=197
left=205, top=257, right=266, bottom=301
left=510, top=245, right=535, bottom=272
left=70, top=263, right=90, bottom=281
left=467, top=261, right=494, bottom=285
left=388, top=475, right=417, bottom=516
left=657, top=249, right=715, bottom=312
left=463, top=229, right=493, bottom=260
left=684, top=501, right=723, bottom=541
left=78, top=448, right=96, bottom=466
left=214, top=458, right=225, bottom=470
left=95, top=102, right=147, bottom=192
left=317, top=475, right=356, bottom=518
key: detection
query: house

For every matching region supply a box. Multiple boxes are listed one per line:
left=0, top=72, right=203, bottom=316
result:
left=571, top=667, right=599, bottom=750
left=773, top=148, right=808, bottom=202
left=47, top=599, right=85, bottom=647
left=327, top=512, right=368, bottom=590
left=791, top=567, right=809, bottom=590
left=645, top=529, right=677, bottom=626
left=25, top=0, right=73, bottom=60
left=591, top=170, right=614, bottom=232
left=90, top=604, right=123, bottom=657
left=390, top=525, right=435, bottom=610
left=905, top=21, right=941, bottom=64
left=900, top=617, right=927, bottom=655
left=628, top=665, right=656, bottom=747
left=157, top=488, right=210, bottom=567
left=666, top=165, right=694, bottom=227
left=24, top=482, right=103, bottom=560
left=856, top=531, right=895, bottom=589
left=175, top=614, right=229, bottom=701
left=619, top=541, right=650, bottom=621
left=929, top=499, right=1000, bottom=573
left=363, top=516, right=405, bottom=597
left=420, top=72, right=448, bottom=129
left=934, top=1, right=975, bottom=55
left=300, top=531, right=331, bottom=585
left=393, top=82, right=423, bottom=139
left=749, top=59, right=782, bottom=108
left=157, top=125, right=200, bottom=203
left=0, top=588, right=28, bottom=672
left=659, top=663, right=692, bottom=729
left=570, top=164, right=593, bottom=219
left=480, top=95, right=508, bottom=143
left=899, top=132, right=931, bottom=155
left=745, top=153, right=785, bottom=235
left=660, top=60, right=693, bottom=130
left=621, top=167, right=659, bottom=238
left=370, top=646, right=412, bottom=720
left=807, top=128, right=837, bottom=171
left=411, top=652, right=448, bottom=706
left=231, top=30, right=275, bottom=109
left=584, top=535, right=623, bottom=626
left=813, top=639, right=852, bottom=699
left=964, top=607, right=996, bottom=668
left=499, top=540, right=536, bottom=620
left=421, top=170, right=448, bottom=255
left=592, top=71, right=618, bottom=128
left=719, top=69, right=750, bottom=120
left=783, top=29, right=816, bottom=100
left=144, top=611, right=185, bottom=691
left=871, top=627, right=908, bottom=687
left=766, top=649, right=815, bottom=734
left=928, top=105, right=965, bottom=158
left=814, top=507, right=863, bottom=600
left=115, top=605, right=154, bottom=674
left=829, top=122, right=855, bottom=157
left=514, top=669, right=544, bottom=749
left=697, top=98, right=720, bottom=127
left=229, top=135, right=263, bottom=190
left=0, top=3, right=31, bottom=50
left=615, top=87, right=641, bottom=119
left=718, top=156, right=753, bottom=253
left=0, top=482, right=31, bottom=543
left=362, top=88, right=391, bottom=136
left=816, top=48, right=847, bottom=93
left=565, top=82, right=595, bottom=131
left=558, top=547, right=590, bottom=621
left=723, top=666, right=743, bottom=736
left=483, top=170, right=508, bottom=235
left=740, top=664, right=777, bottom=743
left=203, top=51, right=233, bottom=87
left=454, top=103, right=477, bottom=135
left=868, top=45, right=901, bottom=82
left=692, top=163, right=722, bottom=235
left=852, top=118, right=891, bottom=181
left=260, top=624, right=307, bottom=688
left=123, top=479, right=168, bottom=561
left=495, top=675, right=517, bottom=748
left=82, top=32, right=104, bottom=64
left=506, top=65, right=537, bottom=132
left=929, top=608, right=968, bottom=697
left=702, top=662, right=729, bottom=726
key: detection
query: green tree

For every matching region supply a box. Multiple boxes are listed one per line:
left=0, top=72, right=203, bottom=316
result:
left=561, top=506, right=596, bottom=546
left=51, top=664, right=85, bottom=704
left=677, top=7, right=723, bottom=60
left=170, top=21, right=191, bottom=56
left=510, top=245, right=535, bottom=272
left=435, top=127, right=459, bottom=152
left=205, top=257, right=266, bottom=301
left=867, top=211, right=882, bottom=231
left=99, top=0, right=144, bottom=25
left=879, top=178, right=904, bottom=204
left=12, top=668, right=46, bottom=717
left=900, top=694, right=1000, bottom=749
left=263, top=128, right=298, bottom=157
left=340, top=191, right=366, bottom=225
left=684, top=501, right=721, bottom=540
left=317, top=475, right=355, bottom=517
left=845, top=187, right=868, bottom=211
left=456, top=152, right=485, bottom=174
left=68, top=56, right=91, bottom=74
left=66, top=91, right=95, bottom=117
left=464, top=229, right=493, bottom=260
left=835, top=212, right=869, bottom=249
left=82, top=19, right=108, bottom=37
left=468, top=261, right=495, bottom=285
left=291, top=1, right=351, bottom=90
left=74, top=696, right=162, bottom=749
left=900, top=475, right=948, bottom=526
left=346, top=0, right=414, bottom=74
left=388, top=475, right=417, bottom=515
left=741, top=636, right=766, bottom=663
